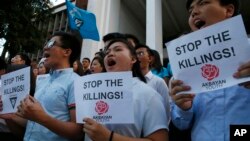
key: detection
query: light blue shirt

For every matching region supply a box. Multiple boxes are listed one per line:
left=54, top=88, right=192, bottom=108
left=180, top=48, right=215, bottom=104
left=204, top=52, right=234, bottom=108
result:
left=24, top=68, right=79, bottom=141
left=171, top=85, right=250, bottom=141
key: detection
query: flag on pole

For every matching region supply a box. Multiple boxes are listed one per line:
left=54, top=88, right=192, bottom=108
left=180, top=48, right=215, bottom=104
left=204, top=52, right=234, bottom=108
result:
left=65, top=0, right=100, bottom=41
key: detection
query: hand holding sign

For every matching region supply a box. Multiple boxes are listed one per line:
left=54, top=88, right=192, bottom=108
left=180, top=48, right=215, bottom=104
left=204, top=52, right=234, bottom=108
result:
left=16, top=96, right=46, bottom=123
left=83, top=117, right=110, bottom=141
left=234, top=60, right=250, bottom=88
left=170, top=79, right=195, bottom=110
left=167, top=15, right=250, bottom=93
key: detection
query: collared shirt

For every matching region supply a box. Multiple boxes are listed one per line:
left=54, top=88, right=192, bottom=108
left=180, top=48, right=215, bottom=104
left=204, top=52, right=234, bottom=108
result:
left=24, top=68, right=79, bottom=141
left=171, top=85, right=250, bottom=141
left=145, top=71, right=170, bottom=118
left=85, top=78, right=168, bottom=141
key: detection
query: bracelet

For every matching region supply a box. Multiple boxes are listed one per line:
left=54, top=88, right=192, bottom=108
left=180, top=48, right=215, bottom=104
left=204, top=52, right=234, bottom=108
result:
left=109, top=131, right=114, bottom=141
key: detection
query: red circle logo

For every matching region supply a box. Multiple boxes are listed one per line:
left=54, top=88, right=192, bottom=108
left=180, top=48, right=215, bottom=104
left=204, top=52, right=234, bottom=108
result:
left=201, top=64, right=219, bottom=81
left=95, top=100, right=109, bottom=115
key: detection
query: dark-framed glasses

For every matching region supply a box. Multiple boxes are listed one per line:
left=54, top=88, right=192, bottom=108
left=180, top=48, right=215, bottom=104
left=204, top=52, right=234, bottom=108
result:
left=136, top=51, right=145, bottom=57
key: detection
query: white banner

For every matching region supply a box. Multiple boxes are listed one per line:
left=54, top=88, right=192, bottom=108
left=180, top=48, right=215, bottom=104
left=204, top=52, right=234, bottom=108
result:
left=75, top=71, right=134, bottom=124
left=0, top=67, right=30, bottom=114
left=166, top=15, right=250, bottom=94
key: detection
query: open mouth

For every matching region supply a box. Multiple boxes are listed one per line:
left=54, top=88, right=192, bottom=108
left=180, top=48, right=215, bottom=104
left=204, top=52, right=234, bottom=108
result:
left=107, top=59, right=116, bottom=67
left=194, top=20, right=206, bottom=29
left=43, top=52, right=50, bottom=58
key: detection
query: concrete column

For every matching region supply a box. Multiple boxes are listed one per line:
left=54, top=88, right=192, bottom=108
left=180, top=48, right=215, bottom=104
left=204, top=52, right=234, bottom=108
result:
left=146, top=0, right=163, bottom=60
left=80, top=0, right=120, bottom=61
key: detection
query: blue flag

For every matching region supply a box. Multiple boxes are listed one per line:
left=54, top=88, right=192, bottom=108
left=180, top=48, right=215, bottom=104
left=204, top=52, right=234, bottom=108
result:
left=65, top=0, right=100, bottom=41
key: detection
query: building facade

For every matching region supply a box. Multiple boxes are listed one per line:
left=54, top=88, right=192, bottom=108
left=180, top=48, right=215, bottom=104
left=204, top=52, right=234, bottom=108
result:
left=39, top=0, right=250, bottom=63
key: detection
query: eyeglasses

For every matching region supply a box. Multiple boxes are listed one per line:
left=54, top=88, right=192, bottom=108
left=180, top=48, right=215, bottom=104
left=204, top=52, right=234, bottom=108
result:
left=136, top=51, right=145, bottom=57
left=44, top=40, right=56, bottom=49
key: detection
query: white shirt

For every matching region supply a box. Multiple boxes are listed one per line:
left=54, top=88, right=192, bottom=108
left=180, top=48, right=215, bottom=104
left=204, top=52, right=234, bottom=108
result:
left=145, top=71, right=170, bottom=118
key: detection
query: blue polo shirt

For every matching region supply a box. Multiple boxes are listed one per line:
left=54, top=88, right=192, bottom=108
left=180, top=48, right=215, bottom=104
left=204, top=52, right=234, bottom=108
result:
left=24, top=68, right=79, bottom=141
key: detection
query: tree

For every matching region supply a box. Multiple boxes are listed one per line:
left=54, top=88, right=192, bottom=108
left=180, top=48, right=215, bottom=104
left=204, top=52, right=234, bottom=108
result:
left=0, top=0, right=52, bottom=60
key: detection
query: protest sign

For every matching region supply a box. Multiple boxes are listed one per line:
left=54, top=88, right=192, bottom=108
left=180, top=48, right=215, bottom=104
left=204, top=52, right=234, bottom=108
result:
left=0, top=67, right=30, bottom=114
left=74, top=71, right=134, bottom=124
left=166, top=15, right=250, bottom=93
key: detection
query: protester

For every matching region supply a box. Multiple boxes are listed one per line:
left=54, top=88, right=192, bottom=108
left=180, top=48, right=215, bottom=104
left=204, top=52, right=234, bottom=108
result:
left=0, top=31, right=83, bottom=140
left=82, top=57, right=92, bottom=75
left=37, top=58, right=49, bottom=75
left=170, top=1, right=250, bottom=141
left=135, top=44, right=170, bottom=116
left=11, top=52, right=31, bottom=66
left=73, top=59, right=85, bottom=76
left=83, top=39, right=169, bottom=141
left=90, top=56, right=106, bottom=73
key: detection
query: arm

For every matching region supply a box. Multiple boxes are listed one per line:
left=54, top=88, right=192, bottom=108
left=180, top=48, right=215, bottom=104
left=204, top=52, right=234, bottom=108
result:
left=5, top=116, right=26, bottom=138
left=170, top=79, right=195, bottom=129
left=17, top=96, right=83, bottom=141
left=83, top=118, right=168, bottom=141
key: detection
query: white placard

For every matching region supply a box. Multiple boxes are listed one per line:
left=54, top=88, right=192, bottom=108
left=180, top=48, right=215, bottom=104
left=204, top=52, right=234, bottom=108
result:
left=0, top=67, right=30, bottom=114
left=166, top=15, right=250, bottom=94
left=75, top=71, right=134, bottom=124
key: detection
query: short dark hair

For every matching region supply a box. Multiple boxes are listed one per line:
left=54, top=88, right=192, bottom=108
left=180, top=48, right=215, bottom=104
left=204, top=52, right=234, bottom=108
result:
left=82, top=57, right=90, bottom=63
left=134, top=44, right=153, bottom=56
left=124, top=34, right=140, bottom=45
left=186, top=0, right=240, bottom=16
left=52, top=31, right=81, bottom=67
left=16, top=52, right=31, bottom=66
left=102, top=32, right=126, bottom=42
left=95, top=51, right=105, bottom=58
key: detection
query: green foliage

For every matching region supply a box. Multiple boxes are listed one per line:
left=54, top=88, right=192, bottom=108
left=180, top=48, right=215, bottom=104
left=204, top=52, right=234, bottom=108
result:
left=0, top=0, right=52, bottom=59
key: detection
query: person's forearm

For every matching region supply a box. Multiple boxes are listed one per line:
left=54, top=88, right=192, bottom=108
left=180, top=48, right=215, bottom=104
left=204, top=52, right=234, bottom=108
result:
left=38, top=114, right=83, bottom=141
left=5, top=119, right=25, bottom=138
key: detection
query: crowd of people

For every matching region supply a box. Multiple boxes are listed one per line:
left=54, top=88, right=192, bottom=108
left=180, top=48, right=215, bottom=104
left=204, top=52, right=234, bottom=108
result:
left=0, top=0, right=250, bottom=141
